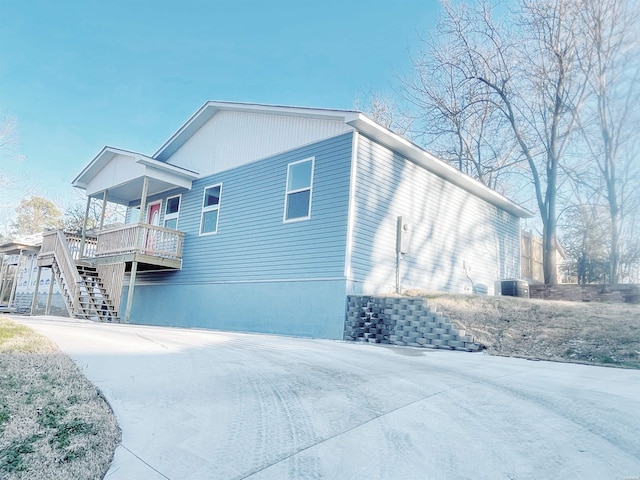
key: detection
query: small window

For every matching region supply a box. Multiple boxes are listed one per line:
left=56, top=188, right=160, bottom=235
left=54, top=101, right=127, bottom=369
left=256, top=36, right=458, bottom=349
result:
left=200, top=184, right=222, bottom=235
left=284, top=157, right=314, bottom=222
left=128, top=206, right=141, bottom=224
left=164, top=195, right=181, bottom=230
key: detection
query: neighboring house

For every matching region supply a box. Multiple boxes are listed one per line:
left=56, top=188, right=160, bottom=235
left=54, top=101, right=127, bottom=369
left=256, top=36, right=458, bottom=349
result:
left=0, top=234, right=67, bottom=315
left=34, top=101, right=532, bottom=339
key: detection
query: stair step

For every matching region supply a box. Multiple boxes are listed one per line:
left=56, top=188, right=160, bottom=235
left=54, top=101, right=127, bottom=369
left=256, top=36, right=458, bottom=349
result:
left=49, top=249, right=121, bottom=322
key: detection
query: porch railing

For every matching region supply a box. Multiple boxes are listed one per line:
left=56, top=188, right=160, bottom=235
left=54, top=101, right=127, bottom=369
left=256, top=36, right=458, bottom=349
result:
left=64, top=232, right=98, bottom=260
left=95, top=223, right=184, bottom=261
left=40, top=230, right=83, bottom=317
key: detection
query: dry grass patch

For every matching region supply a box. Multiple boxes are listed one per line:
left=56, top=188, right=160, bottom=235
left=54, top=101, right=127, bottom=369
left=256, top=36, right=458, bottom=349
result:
left=0, top=316, right=120, bottom=479
left=407, top=291, right=640, bottom=369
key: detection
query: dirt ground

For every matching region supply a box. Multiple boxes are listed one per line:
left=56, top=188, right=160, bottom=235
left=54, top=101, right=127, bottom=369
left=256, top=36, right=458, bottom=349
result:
left=407, top=291, right=640, bottom=369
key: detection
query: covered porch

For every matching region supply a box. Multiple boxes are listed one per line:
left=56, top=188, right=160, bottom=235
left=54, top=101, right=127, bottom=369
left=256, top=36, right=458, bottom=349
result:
left=60, top=147, right=199, bottom=321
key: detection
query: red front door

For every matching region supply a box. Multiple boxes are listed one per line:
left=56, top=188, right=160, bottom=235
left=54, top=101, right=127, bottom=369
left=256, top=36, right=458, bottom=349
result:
left=145, top=202, right=162, bottom=253
left=147, top=202, right=161, bottom=226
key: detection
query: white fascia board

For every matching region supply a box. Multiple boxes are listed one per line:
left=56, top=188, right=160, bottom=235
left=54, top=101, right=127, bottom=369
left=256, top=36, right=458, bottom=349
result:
left=135, top=156, right=199, bottom=180
left=72, top=146, right=116, bottom=189
left=346, top=114, right=534, bottom=219
left=152, top=101, right=217, bottom=161
left=142, top=165, right=195, bottom=191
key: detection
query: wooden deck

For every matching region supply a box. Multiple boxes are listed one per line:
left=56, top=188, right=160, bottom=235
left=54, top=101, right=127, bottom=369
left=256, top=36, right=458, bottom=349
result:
left=93, top=223, right=184, bottom=270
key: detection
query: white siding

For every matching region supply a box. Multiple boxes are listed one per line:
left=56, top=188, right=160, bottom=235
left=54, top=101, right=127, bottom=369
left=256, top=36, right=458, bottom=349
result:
left=349, top=135, right=520, bottom=295
left=166, top=110, right=352, bottom=176
left=86, top=154, right=144, bottom=196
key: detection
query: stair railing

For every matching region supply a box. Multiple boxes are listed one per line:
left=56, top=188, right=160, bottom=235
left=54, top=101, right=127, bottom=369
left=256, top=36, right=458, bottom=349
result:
left=42, top=230, right=84, bottom=316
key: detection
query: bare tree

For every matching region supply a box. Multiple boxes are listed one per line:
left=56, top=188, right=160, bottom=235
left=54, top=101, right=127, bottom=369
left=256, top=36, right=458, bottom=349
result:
left=405, top=0, right=589, bottom=284
left=560, top=204, right=610, bottom=284
left=400, top=14, right=520, bottom=192
left=576, top=0, right=640, bottom=283
left=64, top=195, right=126, bottom=232
left=355, top=92, right=413, bottom=137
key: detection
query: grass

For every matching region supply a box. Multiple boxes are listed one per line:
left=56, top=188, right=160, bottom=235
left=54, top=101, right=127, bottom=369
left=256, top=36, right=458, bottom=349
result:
left=0, top=316, right=120, bottom=480
left=408, top=291, right=640, bottom=369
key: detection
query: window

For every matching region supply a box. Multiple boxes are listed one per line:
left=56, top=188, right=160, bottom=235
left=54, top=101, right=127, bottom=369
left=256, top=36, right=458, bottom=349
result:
left=200, top=184, right=222, bottom=235
left=128, top=206, right=141, bottom=224
left=284, top=157, right=314, bottom=222
left=164, top=195, right=181, bottom=230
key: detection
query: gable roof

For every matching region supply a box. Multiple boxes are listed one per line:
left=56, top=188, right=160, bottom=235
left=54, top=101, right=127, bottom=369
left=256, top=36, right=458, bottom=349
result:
left=153, top=101, right=531, bottom=218
left=74, top=101, right=532, bottom=217
left=72, top=146, right=199, bottom=203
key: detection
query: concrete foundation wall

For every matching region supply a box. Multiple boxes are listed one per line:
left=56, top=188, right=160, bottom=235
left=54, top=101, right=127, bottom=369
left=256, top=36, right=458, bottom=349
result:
left=122, top=279, right=348, bottom=339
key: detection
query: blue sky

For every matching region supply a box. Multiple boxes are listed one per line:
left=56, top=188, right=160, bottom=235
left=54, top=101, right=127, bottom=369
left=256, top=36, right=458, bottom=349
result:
left=0, top=0, right=440, bottom=227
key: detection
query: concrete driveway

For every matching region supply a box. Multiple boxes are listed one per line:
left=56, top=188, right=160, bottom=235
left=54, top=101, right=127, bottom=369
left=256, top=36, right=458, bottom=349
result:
left=15, top=316, right=640, bottom=480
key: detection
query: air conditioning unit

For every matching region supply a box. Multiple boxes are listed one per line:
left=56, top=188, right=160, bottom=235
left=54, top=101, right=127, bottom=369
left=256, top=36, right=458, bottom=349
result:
left=500, top=279, right=530, bottom=298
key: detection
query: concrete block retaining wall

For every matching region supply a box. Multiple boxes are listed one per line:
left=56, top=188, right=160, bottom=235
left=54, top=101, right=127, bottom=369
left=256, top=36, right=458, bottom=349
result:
left=345, top=295, right=481, bottom=352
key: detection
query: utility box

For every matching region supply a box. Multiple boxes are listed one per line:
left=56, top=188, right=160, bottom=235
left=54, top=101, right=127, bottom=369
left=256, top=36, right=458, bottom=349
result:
left=500, top=280, right=530, bottom=298
left=396, top=216, right=411, bottom=254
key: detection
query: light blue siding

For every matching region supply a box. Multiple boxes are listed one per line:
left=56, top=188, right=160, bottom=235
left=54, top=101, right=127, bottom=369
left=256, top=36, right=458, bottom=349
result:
left=348, top=134, right=520, bottom=295
left=137, top=132, right=353, bottom=284
left=123, top=133, right=354, bottom=337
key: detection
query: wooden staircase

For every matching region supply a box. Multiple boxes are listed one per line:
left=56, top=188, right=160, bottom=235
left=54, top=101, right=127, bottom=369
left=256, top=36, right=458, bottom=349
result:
left=75, top=264, right=119, bottom=322
left=39, top=230, right=121, bottom=323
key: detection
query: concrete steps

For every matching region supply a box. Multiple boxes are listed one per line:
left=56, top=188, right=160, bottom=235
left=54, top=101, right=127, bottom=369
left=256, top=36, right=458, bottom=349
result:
left=345, top=296, right=482, bottom=352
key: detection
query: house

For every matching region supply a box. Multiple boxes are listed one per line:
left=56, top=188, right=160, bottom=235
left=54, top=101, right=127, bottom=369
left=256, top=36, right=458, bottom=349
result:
left=0, top=233, right=67, bottom=315
left=34, top=101, right=532, bottom=339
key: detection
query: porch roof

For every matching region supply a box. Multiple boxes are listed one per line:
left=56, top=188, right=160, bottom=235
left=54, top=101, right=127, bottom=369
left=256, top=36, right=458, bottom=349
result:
left=0, top=233, right=42, bottom=254
left=72, top=147, right=199, bottom=205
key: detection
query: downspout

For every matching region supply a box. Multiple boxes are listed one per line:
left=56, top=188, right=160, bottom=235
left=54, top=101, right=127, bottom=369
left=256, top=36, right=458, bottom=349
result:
left=396, top=216, right=404, bottom=294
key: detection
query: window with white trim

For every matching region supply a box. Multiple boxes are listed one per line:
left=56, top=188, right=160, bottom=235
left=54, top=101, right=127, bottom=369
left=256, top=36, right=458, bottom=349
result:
left=200, top=184, right=222, bottom=235
left=284, top=157, right=314, bottom=222
left=127, top=206, right=140, bottom=224
left=163, top=195, right=181, bottom=230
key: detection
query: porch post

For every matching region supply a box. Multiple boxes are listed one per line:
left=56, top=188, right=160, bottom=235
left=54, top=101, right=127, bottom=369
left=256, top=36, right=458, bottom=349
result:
left=99, top=189, right=108, bottom=230
left=0, top=255, right=6, bottom=304
left=1, top=265, right=10, bottom=304
left=79, top=194, right=92, bottom=259
left=8, top=249, right=23, bottom=309
left=45, top=268, right=55, bottom=315
left=30, top=266, right=42, bottom=315
left=138, top=176, right=149, bottom=225
left=123, top=261, right=138, bottom=323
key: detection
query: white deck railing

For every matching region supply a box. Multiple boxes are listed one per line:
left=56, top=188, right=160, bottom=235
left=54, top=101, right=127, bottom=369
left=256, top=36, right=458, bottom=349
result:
left=95, top=223, right=184, bottom=261
left=64, top=232, right=98, bottom=260
left=40, top=230, right=83, bottom=316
